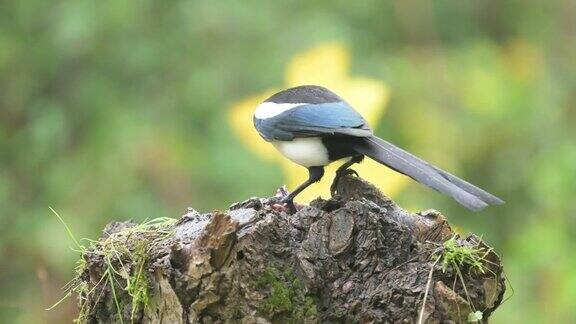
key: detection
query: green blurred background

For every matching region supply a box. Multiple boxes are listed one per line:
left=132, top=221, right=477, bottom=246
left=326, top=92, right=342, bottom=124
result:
left=1, top=0, right=575, bottom=323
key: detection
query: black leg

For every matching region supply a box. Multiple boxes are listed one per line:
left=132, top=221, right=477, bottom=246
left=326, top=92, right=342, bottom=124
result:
left=281, top=166, right=325, bottom=213
left=330, top=155, right=364, bottom=196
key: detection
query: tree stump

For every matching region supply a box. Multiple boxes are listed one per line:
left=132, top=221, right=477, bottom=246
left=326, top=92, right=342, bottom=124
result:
left=76, top=176, right=506, bottom=323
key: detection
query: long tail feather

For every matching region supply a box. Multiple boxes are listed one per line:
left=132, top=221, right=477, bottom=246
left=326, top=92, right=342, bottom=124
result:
left=353, top=136, right=504, bottom=211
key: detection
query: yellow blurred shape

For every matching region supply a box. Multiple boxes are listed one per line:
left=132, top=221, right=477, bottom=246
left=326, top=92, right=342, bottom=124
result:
left=229, top=42, right=408, bottom=202
left=501, top=39, right=542, bottom=83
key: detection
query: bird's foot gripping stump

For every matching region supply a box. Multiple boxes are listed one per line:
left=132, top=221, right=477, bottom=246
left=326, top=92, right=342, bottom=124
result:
left=76, top=176, right=506, bottom=323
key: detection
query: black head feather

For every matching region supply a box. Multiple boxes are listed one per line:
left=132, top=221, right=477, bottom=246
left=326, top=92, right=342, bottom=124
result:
left=265, top=85, right=343, bottom=104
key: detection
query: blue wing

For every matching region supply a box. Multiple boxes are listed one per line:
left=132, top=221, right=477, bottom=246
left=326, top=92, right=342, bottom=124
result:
left=254, top=102, right=372, bottom=141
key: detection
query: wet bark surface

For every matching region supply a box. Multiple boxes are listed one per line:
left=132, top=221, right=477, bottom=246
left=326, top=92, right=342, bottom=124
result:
left=78, top=176, right=506, bottom=323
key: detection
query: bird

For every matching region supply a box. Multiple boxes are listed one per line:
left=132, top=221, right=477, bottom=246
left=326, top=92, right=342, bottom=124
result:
left=252, top=85, right=504, bottom=213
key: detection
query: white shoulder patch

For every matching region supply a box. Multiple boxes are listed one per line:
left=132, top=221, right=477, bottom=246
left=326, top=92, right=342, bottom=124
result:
left=254, top=102, right=306, bottom=119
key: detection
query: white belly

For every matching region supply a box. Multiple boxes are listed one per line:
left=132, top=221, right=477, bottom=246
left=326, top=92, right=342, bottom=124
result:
left=272, top=138, right=330, bottom=167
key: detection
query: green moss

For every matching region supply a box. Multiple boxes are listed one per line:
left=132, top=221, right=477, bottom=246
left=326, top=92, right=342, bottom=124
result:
left=297, top=296, right=318, bottom=319
left=91, top=217, right=176, bottom=323
left=434, top=235, right=495, bottom=322
left=49, top=211, right=177, bottom=324
left=125, top=242, right=151, bottom=320
left=262, top=273, right=293, bottom=314
left=257, top=267, right=318, bottom=322
left=440, top=235, right=492, bottom=274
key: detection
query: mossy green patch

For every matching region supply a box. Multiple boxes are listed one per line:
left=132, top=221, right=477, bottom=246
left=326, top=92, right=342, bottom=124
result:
left=125, top=241, right=151, bottom=320
left=48, top=210, right=177, bottom=324
left=257, top=266, right=318, bottom=322
left=440, top=235, right=492, bottom=274
left=427, top=235, right=496, bottom=323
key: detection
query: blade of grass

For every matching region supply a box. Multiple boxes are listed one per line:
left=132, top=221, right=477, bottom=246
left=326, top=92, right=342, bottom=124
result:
left=49, top=207, right=82, bottom=251
left=418, top=255, right=441, bottom=324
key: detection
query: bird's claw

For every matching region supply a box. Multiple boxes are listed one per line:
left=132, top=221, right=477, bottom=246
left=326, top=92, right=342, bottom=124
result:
left=280, top=198, right=297, bottom=214
left=265, top=186, right=298, bottom=214
left=340, top=168, right=359, bottom=177
left=330, top=168, right=360, bottom=196
left=265, top=186, right=288, bottom=203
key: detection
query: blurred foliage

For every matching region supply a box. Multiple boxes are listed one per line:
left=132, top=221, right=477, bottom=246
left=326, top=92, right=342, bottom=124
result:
left=0, top=0, right=574, bottom=323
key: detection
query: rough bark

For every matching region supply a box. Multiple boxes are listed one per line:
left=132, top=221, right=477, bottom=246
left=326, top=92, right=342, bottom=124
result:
left=77, top=176, right=506, bottom=323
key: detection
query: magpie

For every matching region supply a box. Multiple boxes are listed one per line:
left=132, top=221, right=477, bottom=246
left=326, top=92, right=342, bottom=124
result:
left=253, top=85, right=504, bottom=213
